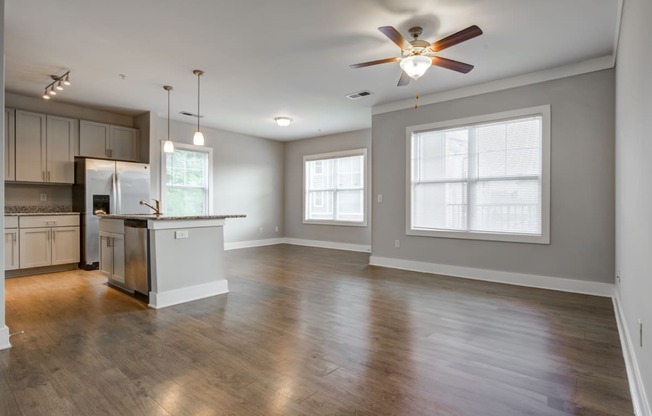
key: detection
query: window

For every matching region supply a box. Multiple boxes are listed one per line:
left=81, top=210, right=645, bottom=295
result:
left=407, top=106, right=550, bottom=244
left=161, top=142, right=213, bottom=216
left=304, top=148, right=367, bottom=226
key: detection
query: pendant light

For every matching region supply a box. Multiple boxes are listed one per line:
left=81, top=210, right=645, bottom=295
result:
left=192, top=69, right=205, bottom=146
left=163, top=85, right=174, bottom=153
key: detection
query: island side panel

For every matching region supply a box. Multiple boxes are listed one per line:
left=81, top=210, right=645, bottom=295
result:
left=148, top=221, right=228, bottom=308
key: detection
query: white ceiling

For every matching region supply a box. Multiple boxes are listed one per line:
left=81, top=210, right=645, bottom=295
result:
left=4, top=0, right=620, bottom=141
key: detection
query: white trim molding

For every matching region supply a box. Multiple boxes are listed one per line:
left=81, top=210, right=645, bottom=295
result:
left=614, top=292, right=652, bottom=416
left=369, top=256, right=614, bottom=297
left=0, top=326, right=11, bottom=350
left=284, top=238, right=371, bottom=253
left=149, top=280, right=228, bottom=309
left=372, top=55, right=614, bottom=115
left=224, top=238, right=285, bottom=251
left=224, top=237, right=371, bottom=253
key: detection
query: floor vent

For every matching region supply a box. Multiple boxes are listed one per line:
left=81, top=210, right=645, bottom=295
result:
left=346, top=90, right=373, bottom=100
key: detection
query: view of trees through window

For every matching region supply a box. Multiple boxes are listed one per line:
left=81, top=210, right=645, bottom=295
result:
left=165, top=147, right=209, bottom=216
left=305, top=151, right=366, bottom=224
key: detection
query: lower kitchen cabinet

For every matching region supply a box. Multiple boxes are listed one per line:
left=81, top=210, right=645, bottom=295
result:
left=99, top=232, right=125, bottom=285
left=17, top=215, right=80, bottom=270
left=4, top=216, right=19, bottom=271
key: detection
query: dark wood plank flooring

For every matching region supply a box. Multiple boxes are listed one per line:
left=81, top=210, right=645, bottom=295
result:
left=1, top=245, right=632, bottom=415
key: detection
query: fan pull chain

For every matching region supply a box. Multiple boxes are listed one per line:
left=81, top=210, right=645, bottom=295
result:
left=414, top=93, right=420, bottom=109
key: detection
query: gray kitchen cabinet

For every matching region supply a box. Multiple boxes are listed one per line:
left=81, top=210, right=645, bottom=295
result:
left=5, top=108, right=15, bottom=181
left=18, top=215, right=80, bottom=269
left=80, top=120, right=139, bottom=161
left=99, top=219, right=126, bottom=287
left=4, top=216, right=19, bottom=271
left=15, top=110, right=75, bottom=183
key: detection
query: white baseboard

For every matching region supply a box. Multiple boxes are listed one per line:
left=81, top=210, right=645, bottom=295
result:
left=224, top=238, right=284, bottom=251
left=369, top=256, right=614, bottom=297
left=224, top=237, right=371, bottom=253
left=149, top=280, right=229, bottom=309
left=0, top=325, right=11, bottom=350
left=614, top=292, right=651, bottom=416
left=283, top=238, right=371, bottom=253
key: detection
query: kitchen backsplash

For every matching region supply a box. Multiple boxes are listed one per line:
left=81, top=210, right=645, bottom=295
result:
left=5, top=205, right=73, bottom=214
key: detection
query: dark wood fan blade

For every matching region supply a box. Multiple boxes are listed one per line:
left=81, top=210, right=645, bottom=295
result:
left=431, top=56, right=474, bottom=73
left=397, top=71, right=411, bottom=86
left=378, top=26, right=412, bottom=50
left=432, top=25, right=483, bottom=52
left=350, top=57, right=399, bottom=68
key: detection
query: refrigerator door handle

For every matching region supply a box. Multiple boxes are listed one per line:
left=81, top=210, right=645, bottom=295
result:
left=115, top=172, right=122, bottom=213
left=111, top=173, right=118, bottom=215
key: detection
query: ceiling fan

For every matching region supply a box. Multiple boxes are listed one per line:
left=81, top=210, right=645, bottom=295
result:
left=350, top=25, right=483, bottom=86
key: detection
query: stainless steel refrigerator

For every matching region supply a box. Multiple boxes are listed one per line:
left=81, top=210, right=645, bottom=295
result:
left=73, top=158, right=151, bottom=268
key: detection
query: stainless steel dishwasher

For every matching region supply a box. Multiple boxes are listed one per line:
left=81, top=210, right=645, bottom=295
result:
left=124, top=219, right=149, bottom=295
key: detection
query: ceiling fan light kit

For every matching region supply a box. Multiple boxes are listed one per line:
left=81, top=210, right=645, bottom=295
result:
left=42, top=70, right=71, bottom=99
left=350, top=24, right=482, bottom=86
left=399, top=55, right=432, bottom=80
left=274, top=117, right=292, bottom=127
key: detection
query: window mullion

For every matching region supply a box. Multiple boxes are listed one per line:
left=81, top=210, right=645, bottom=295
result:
left=467, top=126, right=478, bottom=231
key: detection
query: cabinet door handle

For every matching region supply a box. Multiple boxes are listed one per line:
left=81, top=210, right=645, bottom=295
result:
left=52, top=230, right=56, bottom=242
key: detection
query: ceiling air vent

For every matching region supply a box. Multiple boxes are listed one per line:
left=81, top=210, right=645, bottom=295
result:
left=179, top=111, right=204, bottom=118
left=346, top=90, right=373, bottom=100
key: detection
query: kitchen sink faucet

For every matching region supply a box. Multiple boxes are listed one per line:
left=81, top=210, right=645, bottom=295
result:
left=140, top=199, right=162, bottom=216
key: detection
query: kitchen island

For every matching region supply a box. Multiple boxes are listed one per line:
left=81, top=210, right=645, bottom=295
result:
left=98, top=214, right=245, bottom=309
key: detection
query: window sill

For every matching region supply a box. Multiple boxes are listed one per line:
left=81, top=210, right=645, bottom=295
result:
left=407, top=227, right=550, bottom=244
left=304, top=220, right=368, bottom=228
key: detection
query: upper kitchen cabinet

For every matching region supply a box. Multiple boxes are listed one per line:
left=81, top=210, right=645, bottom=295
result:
left=15, top=110, right=75, bottom=184
left=5, top=108, right=15, bottom=181
left=79, top=120, right=140, bottom=162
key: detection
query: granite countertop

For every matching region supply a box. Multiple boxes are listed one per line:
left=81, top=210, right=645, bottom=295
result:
left=98, top=214, right=246, bottom=221
left=5, top=212, right=80, bottom=216
left=5, top=205, right=78, bottom=215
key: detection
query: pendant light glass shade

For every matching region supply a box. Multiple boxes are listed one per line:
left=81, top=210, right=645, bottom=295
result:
left=399, top=55, right=432, bottom=79
left=193, top=131, right=204, bottom=146
left=193, top=69, right=205, bottom=146
left=163, top=85, right=174, bottom=154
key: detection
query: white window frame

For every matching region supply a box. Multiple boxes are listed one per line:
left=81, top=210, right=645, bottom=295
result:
left=406, top=105, right=550, bottom=244
left=303, top=148, right=368, bottom=227
left=160, top=141, right=213, bottom=215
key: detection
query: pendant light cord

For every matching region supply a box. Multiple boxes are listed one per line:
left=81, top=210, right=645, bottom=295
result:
left=197, top=72, right=201, bottom=132
left=168, top=87, right=171, bottom=139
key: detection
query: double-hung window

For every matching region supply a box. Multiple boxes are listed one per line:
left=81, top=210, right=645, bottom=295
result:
left=161, top=142, right=213, bottom=216
left=407, top=106, right=550, bottom=243
left=304, top=148, right=367, bottom=226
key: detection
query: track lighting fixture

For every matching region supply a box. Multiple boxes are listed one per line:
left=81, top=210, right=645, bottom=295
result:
left=42, top=71, right=71, bottom=100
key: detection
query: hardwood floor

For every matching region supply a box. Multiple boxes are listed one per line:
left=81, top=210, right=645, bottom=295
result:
left=1, top=245, right=632, bottom=416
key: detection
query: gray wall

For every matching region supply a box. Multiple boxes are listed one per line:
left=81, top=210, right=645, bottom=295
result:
left=615, top=0, right=652, bottom=408
left=284, top=129, right=371, bottom=246
left=153, top=118, right=284, bottom=244
left=372, top=69, right=615, bottom=283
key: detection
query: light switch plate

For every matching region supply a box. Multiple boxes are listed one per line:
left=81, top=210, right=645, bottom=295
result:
left=175, top=230, right=189, bottom=239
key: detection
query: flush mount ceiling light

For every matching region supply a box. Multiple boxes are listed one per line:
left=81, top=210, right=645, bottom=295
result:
left=274, top=116, right=292, bottom=127
left=163, top=85, right=175, bottom=153
left=399, top=55, right=432, bottom=80
left=42, top=70, right=71, bottom=100
left=192, top=69, right=205, bottom=146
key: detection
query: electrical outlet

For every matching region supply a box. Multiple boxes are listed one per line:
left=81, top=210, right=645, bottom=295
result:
left=616, top=269, right=621, bottom=283
left=394, top=240, right=400, bottom=248
left=377, top=194, right=383, bottom=203
left=40, top=193, right=47, bottom=202
left=275, top=226, right=279, bottom=232
left=639, top=319, right=643, bottom=348
left=259, top=227, right=264, bottom=234
left=174, top=230, right=188, bottom=239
